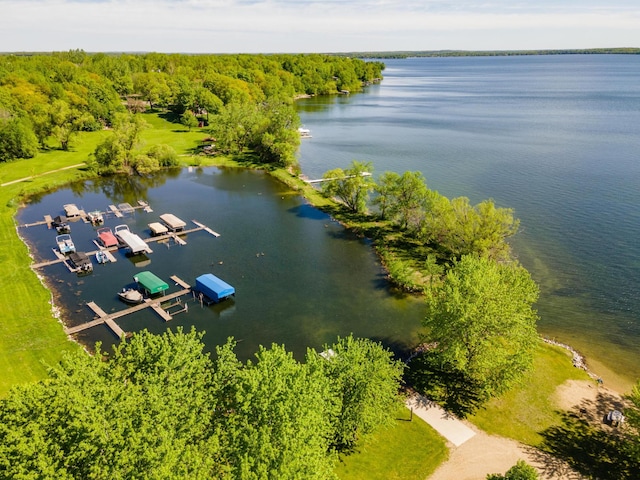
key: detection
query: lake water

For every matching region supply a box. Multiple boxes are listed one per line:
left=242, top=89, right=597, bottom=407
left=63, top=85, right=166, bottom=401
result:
left=18, top=168, right=424, bottom=361
left=297, top=55, right=640, bottom=386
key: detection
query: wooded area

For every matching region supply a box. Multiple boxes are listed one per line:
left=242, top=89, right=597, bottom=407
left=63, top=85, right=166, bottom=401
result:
left=0, top=50, right=384, bottom=170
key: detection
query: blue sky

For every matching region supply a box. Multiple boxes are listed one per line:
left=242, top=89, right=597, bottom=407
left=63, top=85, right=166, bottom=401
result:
left=1, top=0, right=639, bottom=53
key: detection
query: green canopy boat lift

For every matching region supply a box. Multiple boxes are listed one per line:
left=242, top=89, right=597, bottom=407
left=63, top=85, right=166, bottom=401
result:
left=134, top=271, right=169, bottom=297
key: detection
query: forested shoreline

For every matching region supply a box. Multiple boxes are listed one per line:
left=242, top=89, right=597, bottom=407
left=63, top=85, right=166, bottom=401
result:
left=0, top=50, right=383, bottom=170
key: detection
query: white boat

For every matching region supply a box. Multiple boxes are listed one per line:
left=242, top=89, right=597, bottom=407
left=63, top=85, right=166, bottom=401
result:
left=56, top=234, right=75, bottom=254
left=87, top=210, right=104, bottom=224
left=95, top=250, right=110, bottom=264
left=117, top=288, right=144, bottom=304
left=298, top=127, right=312, bottom=138
left=114, top=224, right=151, bottom=254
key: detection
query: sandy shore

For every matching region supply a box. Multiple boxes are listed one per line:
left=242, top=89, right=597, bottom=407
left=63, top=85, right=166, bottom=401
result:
left=427, top=378, right=629, bottom=479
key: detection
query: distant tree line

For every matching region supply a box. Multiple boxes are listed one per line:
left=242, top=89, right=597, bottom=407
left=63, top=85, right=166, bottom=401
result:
left=0, top=50, right=384, bottom=170
left=342, top=48, right=640, bottom=59
left=0, top=329, right=403, bottom=479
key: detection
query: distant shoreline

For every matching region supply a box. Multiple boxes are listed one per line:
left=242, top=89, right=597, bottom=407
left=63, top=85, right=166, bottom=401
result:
left=337, top=47, right=640, bottom=59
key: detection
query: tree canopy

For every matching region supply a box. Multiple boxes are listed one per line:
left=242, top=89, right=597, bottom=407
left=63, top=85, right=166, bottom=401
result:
left=0, top=51, right=384, bottom=168
left=321, top=160, right=375, bottom=213
left=420, top=254, right=539, bottom=409
left=0, top=329, right=403, bottom=479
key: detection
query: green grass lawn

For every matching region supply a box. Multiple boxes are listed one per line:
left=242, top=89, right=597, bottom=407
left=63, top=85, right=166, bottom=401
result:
left=334, top=405, right=448, bottom=480
left=469, top=340, right=593, bottom=446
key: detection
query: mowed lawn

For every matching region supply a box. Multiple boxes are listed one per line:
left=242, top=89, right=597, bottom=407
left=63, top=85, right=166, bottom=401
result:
left=470, top=340, right=593, bottom=446
left=335, top=405, right=448, bottom=480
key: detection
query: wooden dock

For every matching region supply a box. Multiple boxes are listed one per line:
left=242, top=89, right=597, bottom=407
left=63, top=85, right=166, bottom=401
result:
left=32, top=246, right=118, bottom=270
left=65, top=277, right=192, bottom=337
left=108, top=205, right=123, bottom=218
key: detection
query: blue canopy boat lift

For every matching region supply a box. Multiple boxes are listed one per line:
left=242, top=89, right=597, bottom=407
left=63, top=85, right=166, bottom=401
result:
left=195, top=273, right=235, bottom=304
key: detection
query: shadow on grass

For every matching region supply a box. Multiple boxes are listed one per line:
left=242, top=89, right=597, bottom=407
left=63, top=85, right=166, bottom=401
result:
left=405, top=351, right=486, bottom=418
left=532, top=392, right=640, bottom=480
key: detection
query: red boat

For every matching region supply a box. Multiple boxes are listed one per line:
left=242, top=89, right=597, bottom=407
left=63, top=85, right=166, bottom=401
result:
left=97, top=227, right=118, bottom=248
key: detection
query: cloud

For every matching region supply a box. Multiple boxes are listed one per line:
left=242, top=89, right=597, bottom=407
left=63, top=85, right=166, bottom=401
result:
left=1, top=0, right=639, bottom=52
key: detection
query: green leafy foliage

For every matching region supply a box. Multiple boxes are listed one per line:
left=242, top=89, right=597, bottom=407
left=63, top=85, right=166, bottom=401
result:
left=0, top=328, right=224, bottom=479
left=308, top=335, right=405, bottom=450
left=0, top=51, right=382, bottom=166
left=0, top=330, right=404, bottom=479
left=486, top=460, right=539, bottom=479
left=91, top=113, right=149, bottom=174
left=322, top=161, right=375, bottom=213
left=0, top=115, right=38, bottom=161
left=421, top=255, right=539, bottom=409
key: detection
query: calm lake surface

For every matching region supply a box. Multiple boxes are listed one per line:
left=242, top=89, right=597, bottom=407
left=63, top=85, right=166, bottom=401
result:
left=297, top=55, right=640, bottom=384
left=18, top=169, right=424, bottom=361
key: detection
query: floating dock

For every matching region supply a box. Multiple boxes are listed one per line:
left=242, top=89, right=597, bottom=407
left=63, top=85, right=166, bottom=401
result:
left=65, top=276, right=192, bottom=338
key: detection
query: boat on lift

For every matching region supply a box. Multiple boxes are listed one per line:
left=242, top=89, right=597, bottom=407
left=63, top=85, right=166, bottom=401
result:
left=87, top=210, right=104, bottom=225
left=56, top=234, right=76, bottom=254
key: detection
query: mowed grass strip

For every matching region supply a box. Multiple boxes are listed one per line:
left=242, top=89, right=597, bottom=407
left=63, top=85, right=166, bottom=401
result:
left=334, top=405, right=448, bottom=480
left=470, top=340, right=592, bottom=446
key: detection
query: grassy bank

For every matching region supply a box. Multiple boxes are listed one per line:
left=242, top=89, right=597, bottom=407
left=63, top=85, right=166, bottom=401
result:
left=335, top=405, right=448, bottom=480
left=470, top=341, right=592, bottom=446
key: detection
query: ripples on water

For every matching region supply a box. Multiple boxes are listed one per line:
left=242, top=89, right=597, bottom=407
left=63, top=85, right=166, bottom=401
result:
left=298, top=55, right=640, bottom=383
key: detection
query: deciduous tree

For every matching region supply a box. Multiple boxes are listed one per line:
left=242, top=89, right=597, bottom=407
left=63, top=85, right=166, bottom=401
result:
left=322, top=161, right=375, bottom=214
left=308, top=335, right=404, bottom=450
left=422, top=254, right=539, bottom=403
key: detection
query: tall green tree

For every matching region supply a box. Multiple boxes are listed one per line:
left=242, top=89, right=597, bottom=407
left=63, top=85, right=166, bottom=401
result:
left=0, top=329, right=226, bottom=479
left=308, top=335, right=404, bottom=450
left=214, top=342, right=336, bottom=480
left=91, top=112, right=148, bottom=174
left=322, top=161, right=375, bottom=214
left=373, top=171, right=431, bottom=230
left=420, top=195, right=519, bottom=261
left=422, top=254, right=539, bottom=403
left=0, top=115, right=38, bottom=161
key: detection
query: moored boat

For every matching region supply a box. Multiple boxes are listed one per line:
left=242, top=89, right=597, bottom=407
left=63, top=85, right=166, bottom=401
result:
left=52, top=215, right=70, bottom=234
left=97, top=227, right=118, bottom=248
left=298, top=127, right=312, bottom=138
left=95, top=250, right=110, bottom=264
left=87, top=210, right=104, bottom=224
left=56, top=234, right=75, bottom=254
left=117, top=288, right=144, bottom=304
left=69, top=251, right=93, bottom=273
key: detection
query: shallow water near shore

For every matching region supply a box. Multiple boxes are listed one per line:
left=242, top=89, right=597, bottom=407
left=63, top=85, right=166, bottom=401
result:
left=18, top=168, right=425, bottom=361
left=297, top=55, right=640, bottom=390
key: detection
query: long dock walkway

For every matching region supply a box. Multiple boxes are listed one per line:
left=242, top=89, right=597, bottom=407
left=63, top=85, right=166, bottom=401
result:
left=65, top=278, right=192, bottom=337
left=30, top=219, right=218, bottom=271
left=31, top=247, right=118, bottom=270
